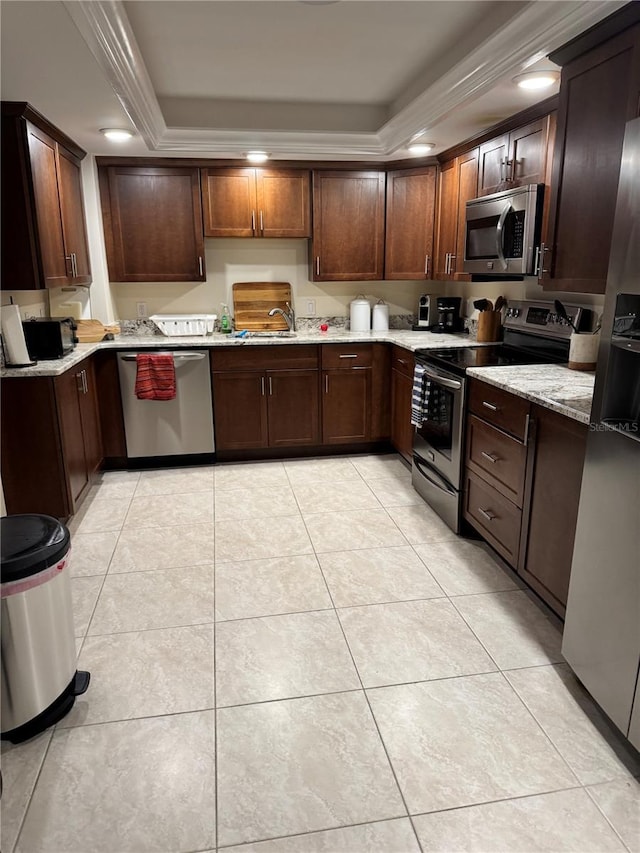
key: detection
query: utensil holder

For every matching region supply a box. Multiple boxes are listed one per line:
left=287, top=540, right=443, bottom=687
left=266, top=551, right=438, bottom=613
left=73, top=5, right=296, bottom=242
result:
left=476, top=311, right=502, bottom=342
left=568, top=331, right=600, bottom=370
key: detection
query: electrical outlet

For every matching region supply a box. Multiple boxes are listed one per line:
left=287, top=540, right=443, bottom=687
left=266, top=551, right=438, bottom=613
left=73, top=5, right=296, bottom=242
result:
left=136, top=302, right=148, bottom=319
left=306, top=300, right=316, bottom=316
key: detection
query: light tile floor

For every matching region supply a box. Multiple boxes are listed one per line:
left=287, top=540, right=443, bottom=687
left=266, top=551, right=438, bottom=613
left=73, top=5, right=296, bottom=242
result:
left=2, top=454, right=639, bottom=853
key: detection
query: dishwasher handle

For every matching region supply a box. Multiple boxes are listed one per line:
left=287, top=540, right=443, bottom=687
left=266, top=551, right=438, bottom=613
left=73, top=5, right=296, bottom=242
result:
left=119, top=352, right=207, bottom=364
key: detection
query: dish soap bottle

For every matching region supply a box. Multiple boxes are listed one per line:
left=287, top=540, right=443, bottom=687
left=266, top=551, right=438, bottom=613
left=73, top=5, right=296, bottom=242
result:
left=220, top=304, right=232, bottom=335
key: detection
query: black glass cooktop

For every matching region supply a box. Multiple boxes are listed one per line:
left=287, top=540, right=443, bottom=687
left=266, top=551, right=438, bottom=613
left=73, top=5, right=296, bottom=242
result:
left=415, top=344, right=561, bottom=378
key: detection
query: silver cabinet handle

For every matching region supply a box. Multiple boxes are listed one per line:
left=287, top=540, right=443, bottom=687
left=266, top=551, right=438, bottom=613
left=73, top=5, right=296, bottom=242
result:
left=260, top=210, right=264, bottom=232
left=524, top=413, right=531, bottom=447
left=324, top=374, right=328, bottom=394
left=424, top=254, right=430, bottom=276
left=316, top=256, right=320, bottom=276
left=251, top=210, right=256, bottom=233
left=482, top=401, right=499, bottom=411
left=478, top=507, right=496, bottom=522
left=75, top=371, right=84, bottom=393
left=268, top=375, right=273, bottom=396
left=449, top=253, right=456, bottom=273
left=481, top=451, right=499, bottom=463
left=509, top=159, right=517, bottom=181
left=72, top=253, right=78, bottom=277
left=397, top=358, right=407, bottom=365
left=539, top=242, right=550, bottom=275
left=66, top=255, right=74, bottom=277
left=444, top=253, right=450, bottom=275
left=339, top=354, right=358, bottom=359
left=81, top=369, right=86, bottom=394
left=261, top=376, right=265, bottom=396
left=198, top=256, right=203, bottom=276
left=499, top=158, right=506, bottom=181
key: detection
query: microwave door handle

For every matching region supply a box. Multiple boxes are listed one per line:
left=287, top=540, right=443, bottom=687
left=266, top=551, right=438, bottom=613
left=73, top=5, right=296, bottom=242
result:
left=495, top=203, right=511, bottom=271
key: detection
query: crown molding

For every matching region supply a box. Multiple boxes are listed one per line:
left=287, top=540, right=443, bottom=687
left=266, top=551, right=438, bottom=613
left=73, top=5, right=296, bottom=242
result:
left=63, top=0, right=627, bottom=160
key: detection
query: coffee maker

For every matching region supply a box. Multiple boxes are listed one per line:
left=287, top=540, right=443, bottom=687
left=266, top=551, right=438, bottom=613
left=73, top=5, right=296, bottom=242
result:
left=433, top=297, right=464, bottom=333
left=412, top=294, right=438, bottom=330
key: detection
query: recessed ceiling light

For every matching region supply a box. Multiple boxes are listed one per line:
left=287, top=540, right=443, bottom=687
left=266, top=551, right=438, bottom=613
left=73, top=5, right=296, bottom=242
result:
left=513, top=71, right=560, bottom=90
left=246, top=151, right=269, bottom=164
left=408, top=143, right=435, bottom=156
left=99, top=128, right=134, bottom=142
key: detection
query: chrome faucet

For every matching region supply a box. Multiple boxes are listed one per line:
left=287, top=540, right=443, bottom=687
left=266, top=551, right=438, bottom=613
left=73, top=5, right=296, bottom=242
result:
left=268, top=301, right=296, bottom=331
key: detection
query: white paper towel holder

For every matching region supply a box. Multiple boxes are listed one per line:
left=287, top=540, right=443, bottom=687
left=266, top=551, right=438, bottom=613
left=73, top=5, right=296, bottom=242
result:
left=1, top=302, right=37, bottom=368
left=0, top=337, right=37, bottom=368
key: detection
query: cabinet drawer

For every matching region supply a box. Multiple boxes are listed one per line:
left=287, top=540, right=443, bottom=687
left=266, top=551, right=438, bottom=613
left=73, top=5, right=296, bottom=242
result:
left=466, top=415, right=527, bottom=506
left=321, top=344, right=373, bottom=368
left=464, top=470, right=521, bottom=567
left=211, top=344, right=318, bottom=371
left=390, top=345, right=414, bottom=378
left=468, top=379, right=530, bottom=441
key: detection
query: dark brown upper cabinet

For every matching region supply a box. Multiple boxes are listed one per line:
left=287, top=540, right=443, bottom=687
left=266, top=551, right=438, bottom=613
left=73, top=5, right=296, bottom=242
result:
left=434, top=150, right=479, bottom=280
left=99, top=165, right=206, bottom=282
left=477, top=115, right=555, bottom=196
left=201, top=168, right=310, bottom=238
left=311, top=171, right=386, bottom=281
left=541, top=9, right=640, bottom=293
left=1, top=101, right=91, bottom=290
left=384, top=166, right=437, bottom=280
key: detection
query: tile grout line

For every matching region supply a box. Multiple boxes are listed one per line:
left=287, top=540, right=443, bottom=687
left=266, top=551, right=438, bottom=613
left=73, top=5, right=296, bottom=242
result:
left=287, top=465, right=425, bottom=853
left=582, top=781, right=636, bottom=853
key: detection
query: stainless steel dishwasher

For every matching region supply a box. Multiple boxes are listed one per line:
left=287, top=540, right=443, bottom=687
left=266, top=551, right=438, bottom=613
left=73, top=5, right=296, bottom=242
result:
left=117, top=350, right=215, bottom=459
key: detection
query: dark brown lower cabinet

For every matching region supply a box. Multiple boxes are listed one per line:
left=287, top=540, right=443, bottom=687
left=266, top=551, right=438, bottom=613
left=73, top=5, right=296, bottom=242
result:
left=390, top=346, right=415, bottom=462
left=322, top=368, right=371, bottom=443
left=520, top=404, right=588, bottom=617
left=211, top=346, right=320, bottom=452
left=464, top=379, right=588, bottom=617
left=1, top=355, right=102, bottom=519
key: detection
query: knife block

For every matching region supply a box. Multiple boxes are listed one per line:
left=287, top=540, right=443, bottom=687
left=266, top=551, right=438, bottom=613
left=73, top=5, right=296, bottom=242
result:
left=476, top=311, right=502, bottom=342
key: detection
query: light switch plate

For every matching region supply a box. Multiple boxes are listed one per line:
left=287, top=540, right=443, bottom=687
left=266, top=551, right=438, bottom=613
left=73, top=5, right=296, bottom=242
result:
left=136, top=302, right=148, bottom=318
left=306, top=300, right=316, bottom=316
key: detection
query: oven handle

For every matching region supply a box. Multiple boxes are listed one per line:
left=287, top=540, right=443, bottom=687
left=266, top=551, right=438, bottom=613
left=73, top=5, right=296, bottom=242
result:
left=420, top=365, right=462, bottom=391
left=413, top=456, right=457, bottom=496
left=119, top=352, right=206, bottom=363
left=495, top=203, right=511, bottom=271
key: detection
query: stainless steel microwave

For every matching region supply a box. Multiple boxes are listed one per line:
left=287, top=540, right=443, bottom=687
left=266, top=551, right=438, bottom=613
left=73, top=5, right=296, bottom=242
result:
left=463, top=184, right=544, bottom=276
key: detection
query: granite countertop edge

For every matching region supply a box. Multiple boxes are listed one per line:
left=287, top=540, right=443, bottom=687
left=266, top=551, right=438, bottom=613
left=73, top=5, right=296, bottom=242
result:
left=467, top=364, right=595, bottom=425
left=2, top=330, right=595, bottom=425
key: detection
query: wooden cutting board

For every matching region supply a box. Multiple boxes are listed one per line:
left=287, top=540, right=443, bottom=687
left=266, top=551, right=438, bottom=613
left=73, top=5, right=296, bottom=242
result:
left=232, top=282, right=292, bottom=331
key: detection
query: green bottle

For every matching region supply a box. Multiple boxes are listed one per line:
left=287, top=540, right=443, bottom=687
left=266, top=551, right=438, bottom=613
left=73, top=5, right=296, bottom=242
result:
left=220, top=303, right=231, bottom=334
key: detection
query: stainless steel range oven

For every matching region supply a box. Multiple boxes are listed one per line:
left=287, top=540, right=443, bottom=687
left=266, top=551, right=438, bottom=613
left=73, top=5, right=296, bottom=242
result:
left=411, top=299, right=592, bottom=533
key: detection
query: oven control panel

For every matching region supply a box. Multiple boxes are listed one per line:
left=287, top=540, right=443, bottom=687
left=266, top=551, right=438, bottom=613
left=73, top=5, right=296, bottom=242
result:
left=503, top=300, right=591, bottom=338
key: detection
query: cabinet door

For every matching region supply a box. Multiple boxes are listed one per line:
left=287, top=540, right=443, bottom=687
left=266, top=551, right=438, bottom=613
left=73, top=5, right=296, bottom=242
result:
left=453, top=149, right=479, bottom=280
left=55, top=368, right=90, bottom=506
left=509, top=117, right=550, bottom=187
left=312, top=171, right=385, bottom=281
left=256, top=169, right=310, bottom=237
left=57, top=146, right=92, bottom=284
left=212, top=371, right=268, bottom=450
left=267, top=370, right=320, bottom=446
left=201, top=168, right=257, bottom=237
left=26, top=122, right=68, bottom=287
left=79, top=359, right=103, bottom=477
left=391, top=368, right=414, bottom=462
left=520, top=406, right=587, bottom=617
left=103, top=166, right=205, bottom=281
left=477, top=133, right=509, bottom=196
left=434, top=159, right=458, bottom=279
left=385, top=167, right=437, bottom=279
left=544, top=24, right=640, bottom=293
left=322, top=368, right=371, bottom=443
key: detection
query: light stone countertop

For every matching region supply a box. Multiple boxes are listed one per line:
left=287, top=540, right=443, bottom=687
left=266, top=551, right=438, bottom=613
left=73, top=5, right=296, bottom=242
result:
left=467, top=364, right=596, bottom=425
left=2, top=329, right=595, bottom=425
left=0, top=328, right=476, bottom=379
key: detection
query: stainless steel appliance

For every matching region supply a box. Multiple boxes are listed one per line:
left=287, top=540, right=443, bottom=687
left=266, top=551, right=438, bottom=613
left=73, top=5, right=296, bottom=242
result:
left=412, top=299, right=590, bottom=533
left=117, top=350, right=215, bottom=461
left=463, top=184, right=544, bottom=277
left=562, top=117, right=640, bottom=750
left=22, top=317, right=77, bottom=360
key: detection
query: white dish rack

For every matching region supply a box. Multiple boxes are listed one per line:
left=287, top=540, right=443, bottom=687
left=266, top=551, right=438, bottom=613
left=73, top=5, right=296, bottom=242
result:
left=150, top=314, right=217, bottom=337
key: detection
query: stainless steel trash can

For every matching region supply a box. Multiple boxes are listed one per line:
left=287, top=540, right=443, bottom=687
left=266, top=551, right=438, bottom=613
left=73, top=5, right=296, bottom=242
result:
left=1, top=515, right=89, bottom=743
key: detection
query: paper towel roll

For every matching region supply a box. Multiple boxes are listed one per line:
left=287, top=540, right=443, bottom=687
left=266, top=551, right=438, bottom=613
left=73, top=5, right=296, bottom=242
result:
left=350, top=295, right=371, bottom=332
left=372, top=299, right=389, bottom=331
left=1, top=304, right=34, bottom=366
